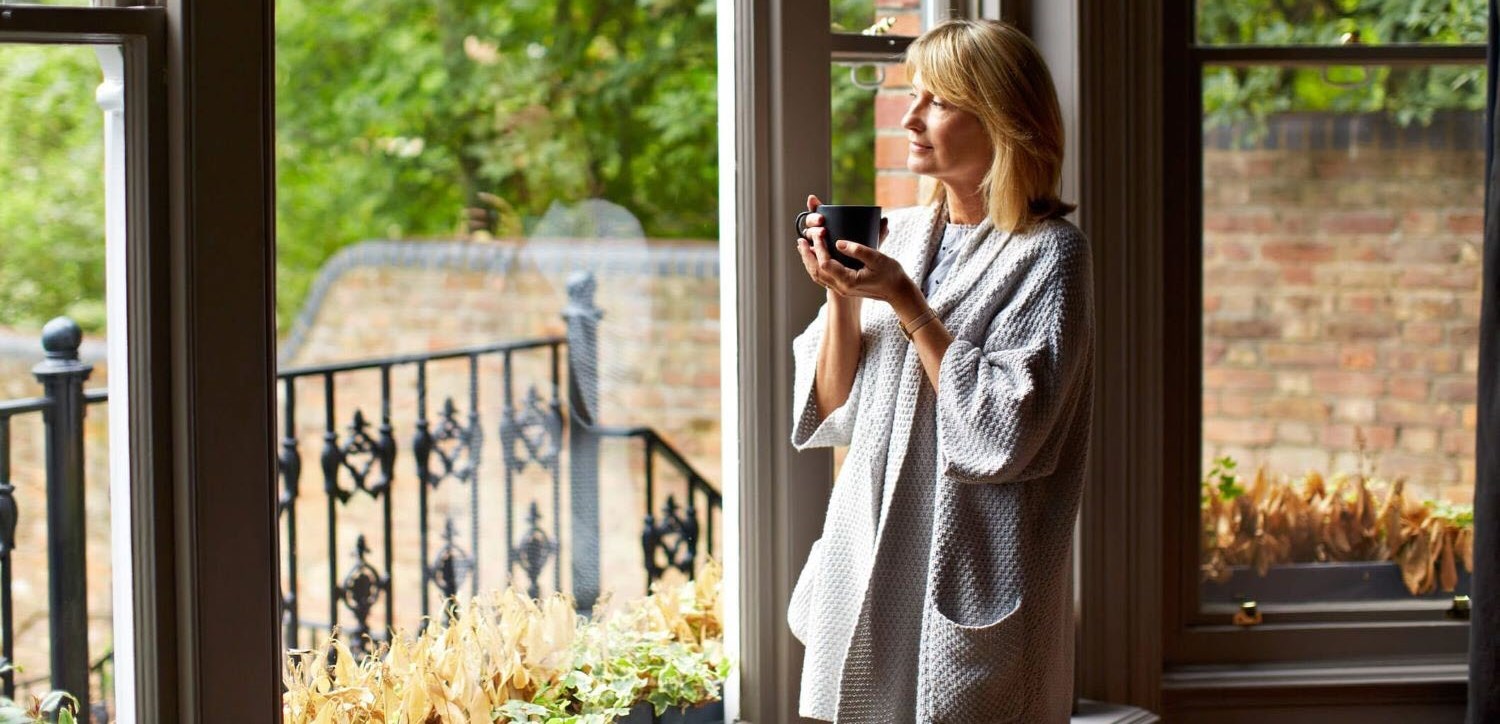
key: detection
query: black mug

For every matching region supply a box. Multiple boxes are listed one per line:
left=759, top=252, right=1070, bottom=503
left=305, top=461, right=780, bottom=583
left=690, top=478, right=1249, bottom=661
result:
left=796, top=204, right=882, bottom=270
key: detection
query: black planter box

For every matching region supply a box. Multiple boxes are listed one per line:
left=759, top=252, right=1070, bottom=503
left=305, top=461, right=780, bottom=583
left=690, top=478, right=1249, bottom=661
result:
left=1200, top=560, right=1472, bottom=605
left=617, top=700, right=725, bottom=724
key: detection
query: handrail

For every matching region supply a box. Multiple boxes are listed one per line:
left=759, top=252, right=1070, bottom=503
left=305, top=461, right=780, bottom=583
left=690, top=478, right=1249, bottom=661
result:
left=0, top=397, right=52, bottom=416
left=588, top=424, right=721, bottom=503
left=276, top=336, right=565, bottom=378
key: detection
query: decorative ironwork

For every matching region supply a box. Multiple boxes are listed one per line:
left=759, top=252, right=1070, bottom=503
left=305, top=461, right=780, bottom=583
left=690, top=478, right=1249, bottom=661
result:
left=337, top=409, right=383, bottom=495
left=512, top=502, right=557, bottom=600
left=278, top=377, right=302, bottom=649
left=278, top=423, right=302, bottom=511
left=503, top=386, right=561, bottom=474
left=0, top=481, right=16, bottom=558
left=338, top=535, right=387, bottom=656
left=642, top=494, right=699, bottom=583
left=373, top=404, right=397, bottom=498
left=430, top=518, right=474, bottom=605
left=429, top=398, right=477, bottom=485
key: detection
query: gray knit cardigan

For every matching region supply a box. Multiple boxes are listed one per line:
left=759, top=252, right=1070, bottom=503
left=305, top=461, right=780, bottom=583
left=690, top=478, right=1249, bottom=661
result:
left=788, top=202, right=1095, bottom=723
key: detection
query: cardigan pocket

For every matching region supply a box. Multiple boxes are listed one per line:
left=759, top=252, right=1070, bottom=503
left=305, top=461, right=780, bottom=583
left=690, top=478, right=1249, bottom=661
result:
left=787, top=539, right=824, bottom=644
left=919, top=599, right=1025, bottom=723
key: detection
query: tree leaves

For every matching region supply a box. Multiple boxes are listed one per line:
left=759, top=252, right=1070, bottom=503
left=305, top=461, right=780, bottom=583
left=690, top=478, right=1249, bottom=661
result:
left=1200, top=0, right=1487, bottom=139
left=0, top=45, right=107, bottom=333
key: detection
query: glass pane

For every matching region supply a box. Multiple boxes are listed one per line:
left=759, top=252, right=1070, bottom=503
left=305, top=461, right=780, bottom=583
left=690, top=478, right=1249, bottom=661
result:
left=0, top=43, right=115, bottom=720
left=833, top=0, right=875, bottom=33
left=1198, top=0, right=1487, bottom=46
left=832, top=61, right=925, bottom=209
left=275, top=0, right=726, bottom=716
left=831, top=63, right=877, bottom=206
left=832, top=0, right=919, bottom=36
left=828, top=59, right=922, bottom=481
left=1200, top=64, right=1484, bottom=609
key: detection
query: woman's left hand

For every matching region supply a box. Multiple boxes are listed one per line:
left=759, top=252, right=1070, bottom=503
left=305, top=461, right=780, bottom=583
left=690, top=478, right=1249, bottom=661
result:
left=798, top=234, right=920, bottom=305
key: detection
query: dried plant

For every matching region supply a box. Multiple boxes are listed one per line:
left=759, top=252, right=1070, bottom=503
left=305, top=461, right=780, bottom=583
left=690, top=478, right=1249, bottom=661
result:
left=1201, top=440, right=1473, bottom=596
left=283, top=559, right=728, bottom=723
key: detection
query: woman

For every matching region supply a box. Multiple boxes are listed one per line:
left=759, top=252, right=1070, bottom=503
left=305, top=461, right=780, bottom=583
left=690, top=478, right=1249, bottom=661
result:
left=787, top=19, right=1093, bottom=723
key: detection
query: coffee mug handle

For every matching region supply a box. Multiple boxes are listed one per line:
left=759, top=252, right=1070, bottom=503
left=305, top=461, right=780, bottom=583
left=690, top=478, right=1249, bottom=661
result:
left=795, top=210, right=813, bottom=239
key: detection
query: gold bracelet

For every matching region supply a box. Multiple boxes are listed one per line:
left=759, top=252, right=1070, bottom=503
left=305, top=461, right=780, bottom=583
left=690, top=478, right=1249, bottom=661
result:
left=900, top=308, right=938, bottom=341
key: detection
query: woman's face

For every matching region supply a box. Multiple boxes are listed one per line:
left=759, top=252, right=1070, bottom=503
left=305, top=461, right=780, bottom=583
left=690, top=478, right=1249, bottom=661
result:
left=901, top=74, right=993, bottom=191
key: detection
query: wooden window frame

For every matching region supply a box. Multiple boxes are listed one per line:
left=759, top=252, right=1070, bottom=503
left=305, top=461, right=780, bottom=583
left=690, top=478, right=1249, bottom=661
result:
left=1164, top=3, right=1482, bottom=663
left=1148, top=1, right=1477, bottom=719
left=0, top=0, right=280, bottom=721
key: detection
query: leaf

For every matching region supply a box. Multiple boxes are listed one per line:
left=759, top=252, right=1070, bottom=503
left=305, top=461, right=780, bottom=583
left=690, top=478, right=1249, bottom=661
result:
left=1439, top=527, right=1459, bottom=592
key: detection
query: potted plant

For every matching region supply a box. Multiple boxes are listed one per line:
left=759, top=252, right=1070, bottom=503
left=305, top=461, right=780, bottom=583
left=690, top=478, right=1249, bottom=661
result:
left=283, top=560, right=729, bottom=723
left=0, top=689, right=80, bottom=724
left=1200, top=446, right=1474, bottom=605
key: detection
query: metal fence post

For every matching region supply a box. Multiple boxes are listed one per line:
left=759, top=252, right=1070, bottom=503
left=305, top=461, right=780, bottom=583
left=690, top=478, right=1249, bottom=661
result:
left=562, top=272, right=602, bottom=614
left=32, top=318, right=92, bottom=715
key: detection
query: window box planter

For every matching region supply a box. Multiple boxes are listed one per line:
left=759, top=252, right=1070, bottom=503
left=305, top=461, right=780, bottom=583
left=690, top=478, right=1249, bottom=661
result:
left=618, top=700, right=725, bottom=724
left=1201, top=561, right=1472, bottom=605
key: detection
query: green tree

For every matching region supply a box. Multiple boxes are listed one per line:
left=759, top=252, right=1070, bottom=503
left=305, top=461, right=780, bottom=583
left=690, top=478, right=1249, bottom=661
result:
left=1199, top=0, right=1488, bottom=135
left=274, top=0, right=718, bottom=330
left=0, top=46, right=106, bottom=333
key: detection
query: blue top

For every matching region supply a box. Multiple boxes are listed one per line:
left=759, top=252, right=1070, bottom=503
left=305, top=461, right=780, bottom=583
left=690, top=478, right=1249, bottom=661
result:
left=923, top=222, right=980, bottom=298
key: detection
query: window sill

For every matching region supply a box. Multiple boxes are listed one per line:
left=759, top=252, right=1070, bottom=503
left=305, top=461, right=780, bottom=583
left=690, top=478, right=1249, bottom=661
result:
left=1163, top=656, right=1467, bottom=689
left=1162, top=657, right=1467, bottom=716
left=1074, top=699, right=1160, bottom=723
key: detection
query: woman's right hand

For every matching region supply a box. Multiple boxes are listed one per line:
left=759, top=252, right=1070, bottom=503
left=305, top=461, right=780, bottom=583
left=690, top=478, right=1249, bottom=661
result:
left=795, top=193, right=888, bottom=302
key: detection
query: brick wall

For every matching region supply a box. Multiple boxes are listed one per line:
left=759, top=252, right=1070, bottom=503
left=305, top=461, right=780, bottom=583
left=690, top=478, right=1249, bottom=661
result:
left=1201, top=112, right=1483, bottom=503
left=872, top=1, right=927, bottom=210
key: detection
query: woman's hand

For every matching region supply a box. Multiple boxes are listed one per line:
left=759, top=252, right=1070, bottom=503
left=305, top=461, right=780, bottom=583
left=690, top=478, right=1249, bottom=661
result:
left=795, top=194, right=915, bottom=304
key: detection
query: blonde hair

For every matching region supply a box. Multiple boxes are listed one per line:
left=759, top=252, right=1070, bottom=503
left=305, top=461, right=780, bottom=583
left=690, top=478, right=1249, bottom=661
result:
left=906, top=19, right=1074, bottom=233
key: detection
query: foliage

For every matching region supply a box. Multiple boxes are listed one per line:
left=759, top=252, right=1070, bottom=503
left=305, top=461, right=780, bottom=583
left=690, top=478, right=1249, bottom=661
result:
left=1201, top=453, right=1475, bottom=596
left=0, top=683, right=79, bottom=724
left=1199, top=0, right=1488, bottom=136
left=0, top=45, right=107, bottom=333
left=1204, top=454, right=1245, bottom=501
left=274, top=0, right=718, bottom=331
left=282, top=560, right=728, bottom=723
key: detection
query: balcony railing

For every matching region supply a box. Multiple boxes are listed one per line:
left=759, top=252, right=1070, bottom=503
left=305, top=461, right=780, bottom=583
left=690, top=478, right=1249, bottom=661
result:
left=0, top=270, right=721, bottom=721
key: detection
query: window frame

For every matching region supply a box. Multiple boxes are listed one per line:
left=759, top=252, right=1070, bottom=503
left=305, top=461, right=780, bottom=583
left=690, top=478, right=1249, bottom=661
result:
left=158, top=0, right=284, bottom=718
left=727, top=2, right=999, bottom=721
left=0, top=5, right=180, bottom=720
left=1163, top=0, right=1483, bottom=669
left=0, top=0, right=285, bottom=720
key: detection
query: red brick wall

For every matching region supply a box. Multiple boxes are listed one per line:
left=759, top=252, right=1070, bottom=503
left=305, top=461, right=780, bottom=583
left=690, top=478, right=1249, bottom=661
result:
left=873, top=2, right=926, bottom=210
left=1200, top=112, right=1482, bottom=503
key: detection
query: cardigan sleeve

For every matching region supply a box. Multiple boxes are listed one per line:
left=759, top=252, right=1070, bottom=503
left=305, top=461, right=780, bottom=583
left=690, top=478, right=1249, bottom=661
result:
left=935, top=231, right=1092, bottom=484
left=790, top=301, right=867, bottom=450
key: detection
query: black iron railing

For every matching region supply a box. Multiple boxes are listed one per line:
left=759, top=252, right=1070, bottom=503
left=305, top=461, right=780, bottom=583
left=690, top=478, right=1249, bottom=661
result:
left=0, top=270, right=721, bottom=717
left=0, top=318, right=111, bottom=720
